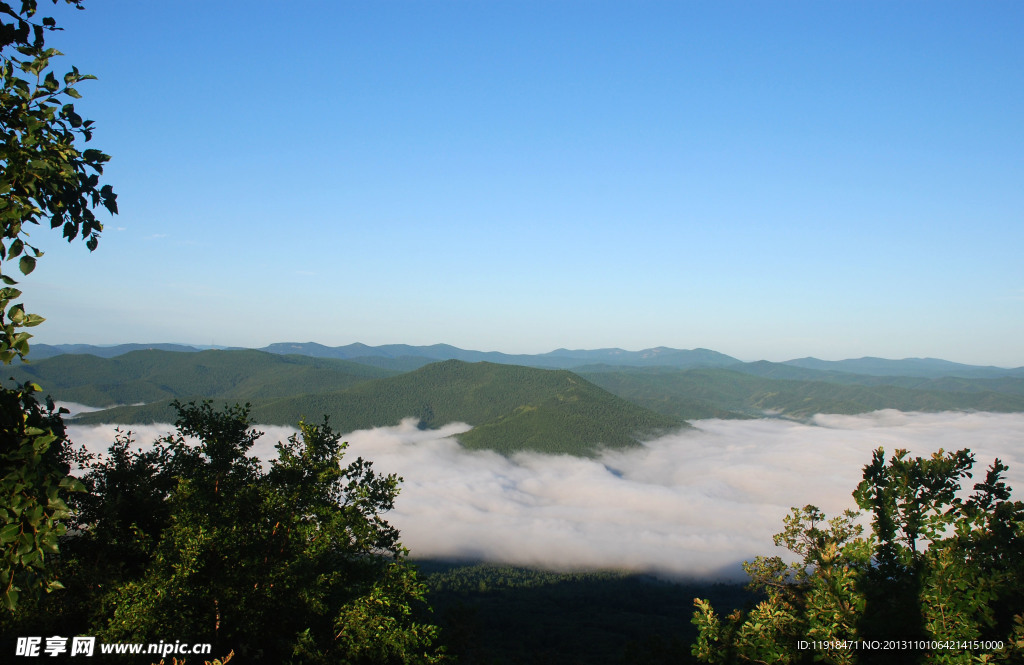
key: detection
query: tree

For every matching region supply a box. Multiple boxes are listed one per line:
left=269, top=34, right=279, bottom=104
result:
left=0, top=385, right=82, bottom=611
left=55, top=401, right=447, bottom=664
left=0, top=0, right=116, bottom=612
left=0, top=0, right=116, bottom=361
left=692, top=448, right=1024, bottom=664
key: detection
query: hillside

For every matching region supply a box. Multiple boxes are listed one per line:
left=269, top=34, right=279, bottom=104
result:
left=781, top=356, right=1024, bottom=379
left=578, top=367, right=1024, bottom=419
left=732, top=360, right=1024, bottom=395
left=73, top=360, right=684, bottom=456
left=5, top=349, right=395, bottom=406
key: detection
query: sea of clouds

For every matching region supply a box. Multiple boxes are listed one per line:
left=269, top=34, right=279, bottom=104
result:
left=65, top=410, right=1024, bottom=580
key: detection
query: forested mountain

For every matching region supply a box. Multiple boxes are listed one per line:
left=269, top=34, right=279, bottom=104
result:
left=6, top=349, right=395, bottom=406
left=71, top=359, right=684, bottom=456
left=578, top=366, right=1024, bottom=420
left=732, top=360, right=1024, bottom=394
left=20, top=349, right=1024, bottom=455
left=781, top=355, right=1024, bottom=378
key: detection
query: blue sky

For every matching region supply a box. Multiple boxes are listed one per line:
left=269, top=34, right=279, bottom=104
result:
left=21, top=1, right=1024, bottom=365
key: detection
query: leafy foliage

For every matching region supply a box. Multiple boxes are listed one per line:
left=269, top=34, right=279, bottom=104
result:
left=42, top=401, right=447, bottom=663
left=159, top=654, right=234, bottom=665
left=0, top=0, right=115, bottom=613
left=0, top=0, right=116, bottom=363
left=3, top=401, right=447, bottom=661
left=0, top=383, right=81, bottom=611
left=692, top=448, right=1024, bottom=664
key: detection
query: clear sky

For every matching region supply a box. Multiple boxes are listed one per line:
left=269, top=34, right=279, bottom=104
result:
left=21, top=1, right=1024, bottom=366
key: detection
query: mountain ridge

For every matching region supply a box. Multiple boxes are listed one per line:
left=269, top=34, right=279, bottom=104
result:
left=29, top=342, right=1024, bottom=377
left=17, top=349, right=1024, bottom=456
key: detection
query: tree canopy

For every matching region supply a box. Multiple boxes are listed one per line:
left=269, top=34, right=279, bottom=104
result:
left=0, top=0, right=116, bottom=362
left=0, top=0, right=115, bottom=612
left=7, top=401, right=448, bottom=663
left=692, top=447, right=1024, bottom=664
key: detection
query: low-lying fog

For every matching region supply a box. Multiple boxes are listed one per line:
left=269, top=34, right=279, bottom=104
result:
left=66, top=411, right=1024, bottom=580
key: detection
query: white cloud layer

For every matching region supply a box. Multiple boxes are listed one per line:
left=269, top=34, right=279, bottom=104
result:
left=56, top=402, right=109, bottom=417
left=66, top=411, right=1024, bottom=580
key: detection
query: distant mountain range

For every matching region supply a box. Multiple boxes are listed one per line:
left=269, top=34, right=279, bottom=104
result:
left=30, top=342, right=228, bottom=358
left=28, top=342, right=1024, bottom=378
left=9, top=345, right=1024, bottom=457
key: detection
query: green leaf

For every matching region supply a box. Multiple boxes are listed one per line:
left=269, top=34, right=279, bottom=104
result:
left=0, top=523, right=21, bottom=545
left=21, top=549, right=42, bottom=568
left=2, top=587, right=19, bottom=611
left=18, top=255, right=36, bottom=275
left=58, top=477, right=85, bottom=493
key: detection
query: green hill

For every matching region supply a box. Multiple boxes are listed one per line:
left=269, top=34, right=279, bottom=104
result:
left=253, top=361, right=685, bottom=455
left=5, top=349, right=396, bottom=406
left=578, top=367, right=1024, bottom=419
left=782, top=356, right=1024, bottom=379
left=74, top=360, right=685, bottom=456
left=731, top=360, right=1024, bottom=396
